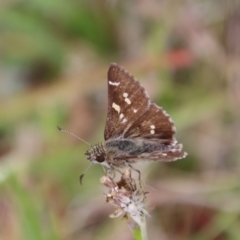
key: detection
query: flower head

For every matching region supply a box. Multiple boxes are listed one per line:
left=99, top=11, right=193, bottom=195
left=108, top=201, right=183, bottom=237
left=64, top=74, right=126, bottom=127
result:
left=101, top=169, right=147, bottom=227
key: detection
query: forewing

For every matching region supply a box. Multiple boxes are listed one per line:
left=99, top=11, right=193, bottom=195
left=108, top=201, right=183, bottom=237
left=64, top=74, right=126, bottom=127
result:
left=125, top=103, right=176, bottom=143
left=104, top=63, right=150, bottom=140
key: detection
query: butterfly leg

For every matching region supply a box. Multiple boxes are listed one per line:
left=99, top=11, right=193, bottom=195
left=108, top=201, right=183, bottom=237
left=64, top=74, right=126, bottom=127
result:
left=106, top=164, right=124, bottom=179
left=106, top=165, right=116, bottom=178
left=127, top=164, right=142, bottom=187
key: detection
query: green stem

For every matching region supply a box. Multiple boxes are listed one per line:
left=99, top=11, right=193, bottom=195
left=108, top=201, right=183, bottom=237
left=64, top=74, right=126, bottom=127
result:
left=139, top=214, right=148, bottom=240
left=133, top=216, right=148, bottom=240
left=133, top=227, right=142, bottom=240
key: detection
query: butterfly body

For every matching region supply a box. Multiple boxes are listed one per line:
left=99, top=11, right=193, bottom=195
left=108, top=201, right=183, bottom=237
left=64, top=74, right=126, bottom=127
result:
left=85, top=63, right=187, bottom=169
left=86, top=139, right=185, bottom=168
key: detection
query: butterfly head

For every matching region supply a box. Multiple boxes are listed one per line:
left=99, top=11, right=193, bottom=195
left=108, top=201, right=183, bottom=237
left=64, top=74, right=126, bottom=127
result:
left=85, top=143, right=108, bottom=165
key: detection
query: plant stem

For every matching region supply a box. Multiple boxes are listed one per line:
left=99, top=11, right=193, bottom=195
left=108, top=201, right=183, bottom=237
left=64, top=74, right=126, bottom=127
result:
left=139, top=214, right=148, bottom=240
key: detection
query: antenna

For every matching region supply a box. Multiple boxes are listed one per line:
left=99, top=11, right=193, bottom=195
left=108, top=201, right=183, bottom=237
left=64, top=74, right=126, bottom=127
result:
left=57, top=126, right=91, bottom=146
left=57, top=126, right=93, bottom=185
left=79, top=163, right=93, bottom=185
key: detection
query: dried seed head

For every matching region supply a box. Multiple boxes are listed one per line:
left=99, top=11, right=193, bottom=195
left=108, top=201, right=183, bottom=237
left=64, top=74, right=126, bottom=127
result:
left=101, top=169, right=147, bottom=227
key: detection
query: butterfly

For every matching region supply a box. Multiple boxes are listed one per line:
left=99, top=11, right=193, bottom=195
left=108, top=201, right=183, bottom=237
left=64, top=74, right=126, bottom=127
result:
left=85, top=63, right=187, bottom=172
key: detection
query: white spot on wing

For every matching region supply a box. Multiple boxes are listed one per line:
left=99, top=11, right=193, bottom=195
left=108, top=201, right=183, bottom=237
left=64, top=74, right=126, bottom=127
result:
left=133, top=109, right=137, bottom=113
left=122, top=92, right=131, bottom=105
left=122, top=118, right=127, bottom=123
left=125, top=98, right=131, bottom=105
left=112, top=102, right=120, bottom=113
left=150, top=125, right=155, bottom=129
left=109, top=81, right=120, bottom=86
left=119, top=113, right=124, bottom=119
left=150, top=130, right=155, bottom=134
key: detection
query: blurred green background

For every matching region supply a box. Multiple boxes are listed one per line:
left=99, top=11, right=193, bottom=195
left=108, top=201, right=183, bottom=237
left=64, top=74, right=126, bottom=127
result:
left=1, top=1, right=240, bottom=239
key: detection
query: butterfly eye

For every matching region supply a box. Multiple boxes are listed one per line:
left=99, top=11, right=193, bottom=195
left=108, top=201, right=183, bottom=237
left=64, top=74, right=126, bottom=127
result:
left=96, top=154, right=105, bottom=163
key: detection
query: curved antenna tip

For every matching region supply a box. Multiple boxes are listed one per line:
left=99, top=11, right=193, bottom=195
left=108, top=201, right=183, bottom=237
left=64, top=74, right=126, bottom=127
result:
left=79, top=174, right=85, bottom=185
left=57, top=126, right=62, bottom=131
